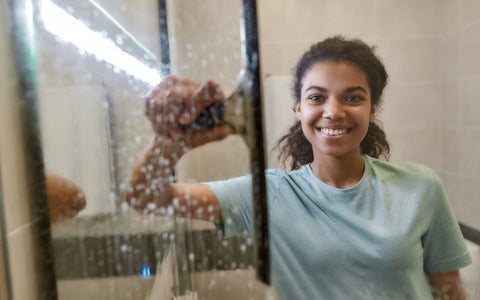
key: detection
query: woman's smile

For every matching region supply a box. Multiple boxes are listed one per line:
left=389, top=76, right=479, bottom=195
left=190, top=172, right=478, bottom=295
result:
left=318, top=127, right=350, bottom=136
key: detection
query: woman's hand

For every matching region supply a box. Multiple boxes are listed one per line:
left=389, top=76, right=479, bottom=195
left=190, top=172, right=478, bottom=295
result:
left=45, top=171, right=86, bottom=223
left=145, top=76, right=234, bottom=150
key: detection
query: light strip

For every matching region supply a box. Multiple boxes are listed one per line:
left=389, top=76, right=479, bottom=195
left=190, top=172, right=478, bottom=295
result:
left=40, top=0, right=162, bottom=86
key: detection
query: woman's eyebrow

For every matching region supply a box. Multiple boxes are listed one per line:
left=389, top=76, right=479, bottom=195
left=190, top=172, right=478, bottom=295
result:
left=305, top=86, right=327, bottom=93
left=345, top=86, right=368, bottom=94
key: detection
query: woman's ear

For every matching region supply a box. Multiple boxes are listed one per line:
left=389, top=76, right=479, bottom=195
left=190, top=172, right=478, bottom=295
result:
left=295, top=103, right=301, bottom=120
left=369, top=106, right=376, bottom=122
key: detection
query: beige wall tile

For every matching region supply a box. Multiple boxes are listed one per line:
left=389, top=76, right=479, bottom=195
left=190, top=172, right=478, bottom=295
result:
left=7, top=221, right=48, bottom=300
left=284, top=0, right=374, bottom=43
left=462, top=75, right=480, bottom=127
left=284, top=41, right=314, bottom=73
left=376, top=38, right=440, bottom=84
left=437, top=0, right=462, bottom=34
left=262, top=76, right=296, bottom=169
left=442, top=129, right=463, bottom=174
left=441, top=80, right=462, bottom=128
left=461, top=0, right=480, bottom=27
left=260, top=43, right=288, bottom=78
left=461, top=129, right=480, bottom=179
left=380, top=82, right=443, bottom=131
left=460, top=23, right=480, bottom=77
left=438, top=34, right=461, bottom=81
left=375, top=0, right=439, bottom=38
left=386, top=128, right=443, bottom=172
left=442, top=172, right=480, bottom=229
left=257, top=0, right=287, bottom=44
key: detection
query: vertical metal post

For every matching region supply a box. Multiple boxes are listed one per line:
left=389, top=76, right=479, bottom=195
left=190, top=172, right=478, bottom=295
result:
left=158, top=0, right=170, bottom=76
left=241, top=0, right=270, bottom=285
left=7, top=0, right=58, bottom=298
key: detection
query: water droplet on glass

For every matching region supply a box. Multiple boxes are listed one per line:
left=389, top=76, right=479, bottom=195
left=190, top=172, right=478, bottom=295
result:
left=120, top=244, right=129, bottom=252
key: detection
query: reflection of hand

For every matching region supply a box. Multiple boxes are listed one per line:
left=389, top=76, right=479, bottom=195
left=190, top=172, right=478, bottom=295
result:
left=145, top=76, right=235, bottom=149
left=45, top=171, right=86, bottom=223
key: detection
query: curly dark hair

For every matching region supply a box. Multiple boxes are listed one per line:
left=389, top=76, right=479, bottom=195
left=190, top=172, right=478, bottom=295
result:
left=276, top=36, right=390, bottom=170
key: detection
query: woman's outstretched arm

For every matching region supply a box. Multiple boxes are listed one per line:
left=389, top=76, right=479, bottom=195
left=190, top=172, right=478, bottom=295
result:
left=126, top=76, right=234, bottom=222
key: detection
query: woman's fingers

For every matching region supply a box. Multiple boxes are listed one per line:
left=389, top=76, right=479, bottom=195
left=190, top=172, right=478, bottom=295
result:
left=145, top=76, right=232, bottom=146
left=180, top=80, right=225, bottom=125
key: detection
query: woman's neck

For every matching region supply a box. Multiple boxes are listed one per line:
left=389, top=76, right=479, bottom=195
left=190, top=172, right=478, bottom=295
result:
left=309, top=153, right=365, bottom=189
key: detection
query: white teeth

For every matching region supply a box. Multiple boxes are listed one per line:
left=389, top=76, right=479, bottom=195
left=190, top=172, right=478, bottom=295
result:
left=320, top=128, right=347, bottom=136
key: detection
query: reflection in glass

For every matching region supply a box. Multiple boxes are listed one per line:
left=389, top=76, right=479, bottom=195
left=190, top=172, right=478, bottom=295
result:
left=32, top=0, right=266, bottom=299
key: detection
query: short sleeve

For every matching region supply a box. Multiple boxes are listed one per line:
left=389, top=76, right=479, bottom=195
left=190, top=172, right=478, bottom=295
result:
left=205, top=175, right=254, bottom=239
left=422, top=173, right=472, bottom=272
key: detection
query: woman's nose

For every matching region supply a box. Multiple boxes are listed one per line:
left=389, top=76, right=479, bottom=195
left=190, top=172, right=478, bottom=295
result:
left=322, top=99, right=345, bottom=120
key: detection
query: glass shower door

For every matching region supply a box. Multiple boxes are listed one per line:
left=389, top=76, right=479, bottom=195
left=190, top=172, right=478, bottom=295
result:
left=9, top=0, right=270, bottom=299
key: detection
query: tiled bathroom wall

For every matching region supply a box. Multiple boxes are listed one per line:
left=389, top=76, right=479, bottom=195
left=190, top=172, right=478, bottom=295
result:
left=258, top=0, right=480, bottom=230
left=439, top=0, right=480, bottom=230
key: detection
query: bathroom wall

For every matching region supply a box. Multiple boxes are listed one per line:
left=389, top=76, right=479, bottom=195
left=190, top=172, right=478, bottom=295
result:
left=439, top=0, right=480, bottom=230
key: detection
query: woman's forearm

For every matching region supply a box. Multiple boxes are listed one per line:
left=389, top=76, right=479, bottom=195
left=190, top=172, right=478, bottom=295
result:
left=127, top=135, right=186, bottom=214
left=427, top=270, right=466, bottom=300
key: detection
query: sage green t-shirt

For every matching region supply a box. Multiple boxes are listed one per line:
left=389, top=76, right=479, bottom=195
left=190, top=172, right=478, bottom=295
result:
left=206, top=155, right=471, bottom=299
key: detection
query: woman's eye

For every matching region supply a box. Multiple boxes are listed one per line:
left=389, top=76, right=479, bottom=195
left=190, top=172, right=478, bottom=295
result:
left=345, top=95, right=363, bottom=103
left=308, top=95, right=324, bottom=102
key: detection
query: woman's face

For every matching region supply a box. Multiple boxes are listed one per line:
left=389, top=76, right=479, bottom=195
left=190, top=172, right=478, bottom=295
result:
left=296, top=61, right=375, bottom=161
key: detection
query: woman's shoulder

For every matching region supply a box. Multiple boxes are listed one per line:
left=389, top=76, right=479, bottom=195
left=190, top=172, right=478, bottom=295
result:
left=265, top=165, right=310, bottom=180
left=366, top=155, right=440, bottom=184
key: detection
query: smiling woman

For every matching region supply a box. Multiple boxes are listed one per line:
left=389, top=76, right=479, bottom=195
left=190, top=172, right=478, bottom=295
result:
left=129, top=36, right=472, bottom=299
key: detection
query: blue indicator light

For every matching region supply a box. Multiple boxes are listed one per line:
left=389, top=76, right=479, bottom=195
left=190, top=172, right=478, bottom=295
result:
left=141, top=265, right=151, bottom=278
